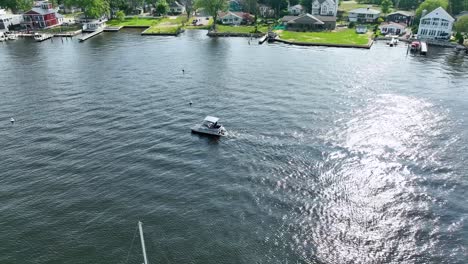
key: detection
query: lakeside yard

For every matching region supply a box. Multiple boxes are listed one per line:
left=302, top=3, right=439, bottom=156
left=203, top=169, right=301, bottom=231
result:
left=277, top=29, right=371, bottom=45
left=215, top=25, right=269, bottom=34
left=339, top=1, right=384, bottom=13
left=108, top=16, right=187, bottom=35
left=107, top=16, right=187, bottom=27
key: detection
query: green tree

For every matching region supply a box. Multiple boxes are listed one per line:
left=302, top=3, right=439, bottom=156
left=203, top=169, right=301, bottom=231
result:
left=454, top=15, right=468, bottom=32
left=243, top=0, right=258, bottom=31
left=156, top=0, right=168, bottom=16
left=116, top=10, right=125, bottom=21
left=64, top=0, right=110, bottom=19
left=109, top=0, right=129, bottom=13
left=300, top=0, right=312, bottom=13
left=449, top=0, right=467, bottom=15
left=381, top=0, right=393, bottom=14
left=0, top=0, right=33, bottom=12
left=416, top=0, right=449, bottom=18
left=195, top=0, right=227, bottom=30
left=185, top=0, right=193, bottom=18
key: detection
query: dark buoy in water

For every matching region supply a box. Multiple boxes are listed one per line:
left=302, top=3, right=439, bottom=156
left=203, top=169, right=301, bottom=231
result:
left=189, top=101, right=193, bottom=107
left=10, top=117, right=15, bottom=124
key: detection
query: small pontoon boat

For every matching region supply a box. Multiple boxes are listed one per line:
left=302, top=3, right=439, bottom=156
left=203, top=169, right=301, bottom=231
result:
left=191, top=116, right=227, bottom=137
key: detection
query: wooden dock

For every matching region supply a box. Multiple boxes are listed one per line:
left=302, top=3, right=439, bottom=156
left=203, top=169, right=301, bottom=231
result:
left=78, top=28, right=103, bottom=42
left=54, top=30, right=82, bottom=37
left=104, top=26, right=123, bottom=32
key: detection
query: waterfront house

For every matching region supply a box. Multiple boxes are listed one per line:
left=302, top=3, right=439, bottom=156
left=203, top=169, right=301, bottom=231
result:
left=169, top=1, right=186, bottom=15
left=217, top=11, right=254, bottom=25
left=311, top=0, right=339, bottom=17
left=82, top=17, right=107, bottom=32
left=348, top=8, right=380, bottom=23
left=0, top=9, right=23, bottom=31
left=417, top=7, right=454, bottom=40
left=379, top=22, right=406, bottom=35
left=282, top=13, right=336, bottom=31
left=288, top=4, right=305, bottom=15
left=355, top=25, right=367, bottom=34
left=386, top=11, right=414, bottom=26
left=22, top=1, right=60, bottom=29
left=259, top=4, right=275, bottom=18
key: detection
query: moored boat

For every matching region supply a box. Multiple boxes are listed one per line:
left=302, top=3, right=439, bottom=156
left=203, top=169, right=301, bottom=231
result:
left=410, top=41, right=420, bottom=52
left=33, top=33, right=52, bottom=42
left=7, top=34, right=18, bottom=40
left=420, top=41, right=428, bottom=55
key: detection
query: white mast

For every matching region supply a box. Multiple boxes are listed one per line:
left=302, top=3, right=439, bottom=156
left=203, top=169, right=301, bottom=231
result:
left=138, top=221, right=149, bottom=264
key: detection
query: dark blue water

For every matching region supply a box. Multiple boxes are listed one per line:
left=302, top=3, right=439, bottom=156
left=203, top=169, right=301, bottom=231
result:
left=0, top=30, right=467, bottom=263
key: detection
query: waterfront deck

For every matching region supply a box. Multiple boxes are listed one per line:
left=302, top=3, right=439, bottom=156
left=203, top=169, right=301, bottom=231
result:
left=104, top=26, right=123, bottom=32
left=78, top=28, right=104, bottom=42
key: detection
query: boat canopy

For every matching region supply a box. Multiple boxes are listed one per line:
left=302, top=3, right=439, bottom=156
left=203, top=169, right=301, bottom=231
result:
left=204, top=116, right=219, bottom=123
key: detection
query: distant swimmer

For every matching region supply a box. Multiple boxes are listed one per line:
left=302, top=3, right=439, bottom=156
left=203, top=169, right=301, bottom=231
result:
left=189, top=101, right=193, bottom=106
left=10, top=117, right=15, bottom=124
left=182, top=69, right=185, bottom=74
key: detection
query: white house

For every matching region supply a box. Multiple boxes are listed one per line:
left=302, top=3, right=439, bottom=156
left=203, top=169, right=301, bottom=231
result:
left=379, top=22, right=407, bottom=35
left=348, top=8, right=381, bottom=22
left=311, top=0, right=338, bottom=17
left=288, top=4, right=305, bottom=15
left=82, top=17, right=107, bottom=32
left=217, top=11, right=253, bottom=25
left=259, top=4, right=275, bottom=18
left=0, top=9, right=23, bottom=31
left=417, top=7, right=454, bottom=40
left=169, top=1, right=185, bottom=15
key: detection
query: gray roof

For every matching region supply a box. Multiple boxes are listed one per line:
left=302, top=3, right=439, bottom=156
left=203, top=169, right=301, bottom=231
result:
left=315, top=0, right=336, bottom=4
left=314, top=15, right=336, bottom=22
left=281, top=15, right=299, bottom=22
left=170, top=1, right=184, bottom=8
left=26, top=7, right=56, bottom=15
left=282, top=14, right=335, bottom=23
left=287, top=14, right=324, bottom=25
left=456, top=11, right=468, bottom=19
left=349, top=8, right=380, bottom=15
left=388, top=10, right=414, bottom=17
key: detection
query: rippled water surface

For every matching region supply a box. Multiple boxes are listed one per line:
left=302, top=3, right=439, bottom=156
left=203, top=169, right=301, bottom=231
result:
left=0, top=30, right=467, bottom=264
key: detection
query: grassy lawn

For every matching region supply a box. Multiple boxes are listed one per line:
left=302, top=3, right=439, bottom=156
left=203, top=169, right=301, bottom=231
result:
left=277, top=29, right=371, bottom=45
left=108, top=16, right=187, bottom=27
left=40, top=24, right=82, bottom=33
left=108, top=16, right=187, bottom=34
left=185, top=17, right=214, bottom=29
left=339, top=1, right=383, bottom=12
left=215, top=25, right=269, bottom=34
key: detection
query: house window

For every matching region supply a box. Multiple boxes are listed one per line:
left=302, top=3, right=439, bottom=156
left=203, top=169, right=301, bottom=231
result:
left=322, top=6, right=328, bottom=14
left=366, top=14, right=373, bottom=18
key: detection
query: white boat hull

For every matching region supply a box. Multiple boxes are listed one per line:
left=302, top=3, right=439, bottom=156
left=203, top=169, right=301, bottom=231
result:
left=191, top=125, right=227, bottom=137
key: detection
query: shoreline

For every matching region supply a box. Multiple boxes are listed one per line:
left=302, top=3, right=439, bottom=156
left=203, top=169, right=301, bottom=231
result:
left=270, top=37, right=374, bottom=49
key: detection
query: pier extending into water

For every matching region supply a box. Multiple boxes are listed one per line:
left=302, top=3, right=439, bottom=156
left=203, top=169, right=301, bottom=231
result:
left=78, top=28, right=104, bottom=42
